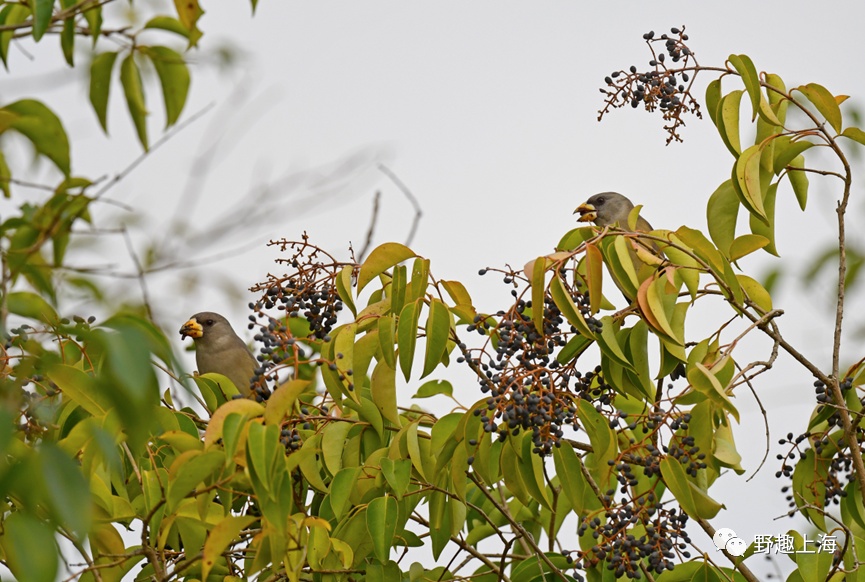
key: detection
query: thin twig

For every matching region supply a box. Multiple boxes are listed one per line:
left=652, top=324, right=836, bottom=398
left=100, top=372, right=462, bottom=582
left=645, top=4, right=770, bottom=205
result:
left=121, top=228, right=153, bottom=321
left=93, top=102, right=216, bottom=201
left=378, top=163, right=423, bottom=247
left=358, top=190, right=381, bottom=262
left=695, top=518, right=760, bottom=582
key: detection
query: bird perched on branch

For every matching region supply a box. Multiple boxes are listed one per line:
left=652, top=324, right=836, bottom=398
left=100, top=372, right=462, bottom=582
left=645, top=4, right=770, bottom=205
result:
left=574, top=192, right=663, bottom=302
left=574, top=191, right=654, bottom=232
left=179, top=311, right=257, bottom=397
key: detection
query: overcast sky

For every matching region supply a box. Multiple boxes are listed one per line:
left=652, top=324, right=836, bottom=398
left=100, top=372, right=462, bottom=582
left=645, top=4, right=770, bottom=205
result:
left=4, top=1, right=865, bottom=578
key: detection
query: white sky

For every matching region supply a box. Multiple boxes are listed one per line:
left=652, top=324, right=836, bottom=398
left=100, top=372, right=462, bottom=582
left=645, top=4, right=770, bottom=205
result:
left=4, top=1, right=865, bottom=579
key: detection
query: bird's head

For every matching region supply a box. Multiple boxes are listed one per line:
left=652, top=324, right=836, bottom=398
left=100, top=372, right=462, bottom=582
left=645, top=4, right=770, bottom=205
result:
left=574, top=192, right=637, bottom=227
left=179, top=312, right=231, bottom=342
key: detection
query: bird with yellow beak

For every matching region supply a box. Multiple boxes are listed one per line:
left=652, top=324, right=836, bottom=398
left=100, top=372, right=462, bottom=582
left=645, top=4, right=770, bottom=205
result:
left=574, top=191, right=654, bottom=232
left=179, top=312, right=258, bottom=397
left=574, top=192, right=662, bottom=302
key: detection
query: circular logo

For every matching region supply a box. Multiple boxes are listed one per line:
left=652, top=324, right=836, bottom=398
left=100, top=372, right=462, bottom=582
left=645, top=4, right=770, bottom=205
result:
left=725, top=537, right=747, bottom=557
left=712, top=528, right=737, bottom=550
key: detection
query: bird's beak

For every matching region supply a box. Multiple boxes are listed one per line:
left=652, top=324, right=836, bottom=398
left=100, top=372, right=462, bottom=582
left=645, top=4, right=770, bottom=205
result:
left=179, top=318, right=203, bottom=339
left=574, top=203, right=597, bottom=223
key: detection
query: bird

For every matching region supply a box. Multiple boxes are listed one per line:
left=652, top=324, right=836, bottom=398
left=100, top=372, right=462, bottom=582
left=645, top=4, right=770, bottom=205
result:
left=179, top=311, right=257, bottom=397
left=573, top=192, right=663, bottom=301
left=573, top=191, right=654, bottom=232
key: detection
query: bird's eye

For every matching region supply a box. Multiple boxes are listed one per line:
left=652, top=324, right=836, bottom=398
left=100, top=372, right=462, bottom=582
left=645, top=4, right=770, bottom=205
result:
left=596, top=197, right=605, bottom=204
left=205, top=319, right=214, bottom=326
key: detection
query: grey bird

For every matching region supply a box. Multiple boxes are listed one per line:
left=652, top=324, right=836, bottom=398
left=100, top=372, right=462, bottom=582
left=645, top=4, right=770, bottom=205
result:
left=179, top=311, right=257, bottom=397
left=573, top=192, right=662, bottom=302
left=574, top=192, right=654, bottom=232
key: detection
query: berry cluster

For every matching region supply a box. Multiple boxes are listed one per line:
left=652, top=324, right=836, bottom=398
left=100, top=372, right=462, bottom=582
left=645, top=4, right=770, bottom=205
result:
left=253, top=275, right=343, bottom=342
left=247, top=237, right=352, bottom=401
left=247, top=238, right=349, bottom=446
left=572, top=492, right=691, bottom=579
left=462, top=268, right=611, bottom=456
left=776, top=375, right=863, bottom=515
left=251, top=235, right=346, bottom=340
left=2, top=316, right=97, bottom=441
left=598, top=26, right=701, bottom=144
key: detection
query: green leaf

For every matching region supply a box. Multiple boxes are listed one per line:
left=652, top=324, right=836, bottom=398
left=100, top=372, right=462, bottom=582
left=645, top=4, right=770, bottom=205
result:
left=717, top=90, right=743, bottom=156
left=377, top=315, right=396, bottom=369
left=791, top=449, right=828, bottom=530
left=500, top=439, right=531, bottom=507
left=638, top=276, right=682, bottom=344
left=142, top=46, right=189, bottom=127
left=1, top=5, right=32, bottom=68
left=371, top=359, right=400, bottom=425
left=60, top=17, right=74, bottom=66
left=397, top=299, right=421, bottom=381
left=552, top=442, right=601, bottom=515
left=406, top=421, right=428, bottom=481
left=2, top=99, right=70, bottom=175
left=687, top=362, right=739, bottom=422
left=605, top=236, right=639, bottom=299
left=729, top=234, right=769, bottom=261
left=413, top=379, right=453, bottom=399
left=0, top=151, right=9, bottom=197
left=264, top=378, right=309, bottom=425
left=765, top=72, right=788, bottom=124
left=82, top=3, right=101, bottom=45
left=728, top=54, right=760, bottom=121
left=167, top=450, right=224, bottom=511
left=577, top=400, right=616, bottom=487
left=31, top=0, right=54, bottom=42
left=595, top=315, right=632, bottom=370
left=143, top=15, right=190, bottom=39
left=201, top=515, right=256, bottom=580
left=772, top=138, right=814, bottom=176
left=787, top=530, right=833, bottom=581
left=428, top=490, right=452, bottom=560
left=841, top=126, right=865, bottom=146
left=380, top=458, right=411, bottom=499
left=733, top=144, right=767, bottom=222
left=713, top=420, right=743, bottom=472
left=367, top=495, right=398, bottom=562
left=706, top=179, right=739, bottom=257
left=748, top=182, right=778, bottom=256
left=530, top=256, right=548, bottom=334
left=796, top=83, right=843, bottom=133
left=357, top=242, right=416, bottom=293
left=330, top=467, right=361, bottom=519
left=407, top=257, right=430, bottom=302
left=48, top=364, right=111, bottom=417
left=89, top=51, right=118, bottom=132
left=40, top=443, right=92, bottom=536
left=173, top=0, right=203, bottom=46
left=1, top=512, right=58, bottom=582
left=422, top=298, right=450, bottom=378
left=6, top=290, right=58, bottom=324
left=557, top=333, right=592, bottom=364
left=659, top=457, right=724, bottom=520
left=442, top=279, right=472, bottom=307
left=737, top=274, right=772, bottom=312
left=705, top=78, right=722, bottom=127
left=333, top=322, right=356, bottom=388
left=585, top=243, right=603, bottom=314
left=517, top=433, right=552, bottom=510
left=787, top=155, right=809, bottom=211
left=556, top=226, right=595, bottom=251
left=119, top=53, right=148, bottom=150
left=321, top=420, right=351, bottom=476
left=549, top=274, right=594, bottom=338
